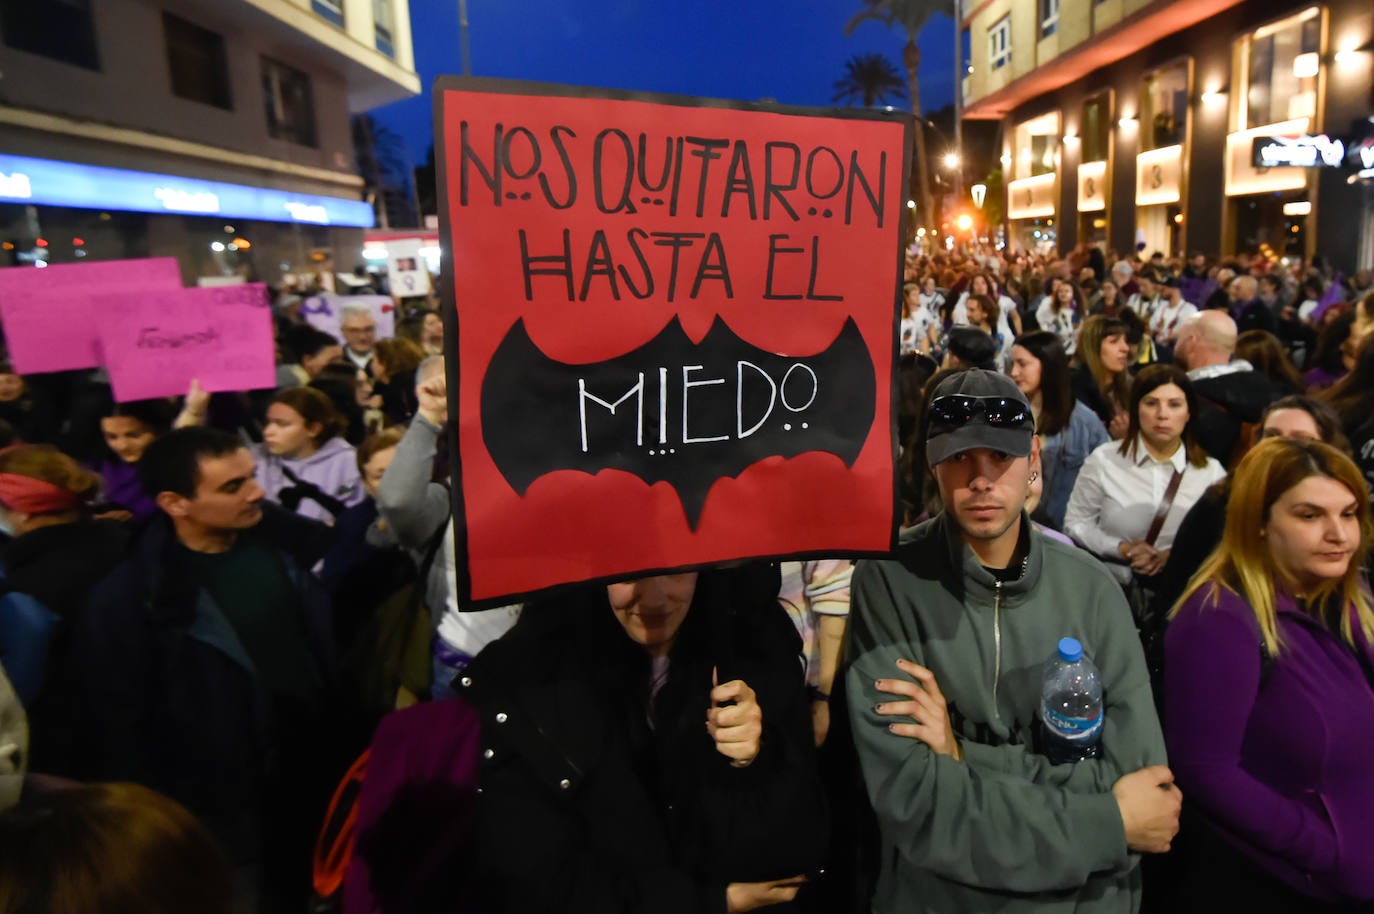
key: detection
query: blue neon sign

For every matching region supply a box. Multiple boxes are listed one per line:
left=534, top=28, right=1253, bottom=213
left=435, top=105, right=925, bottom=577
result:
left=0, top=153, right=375, bottom=228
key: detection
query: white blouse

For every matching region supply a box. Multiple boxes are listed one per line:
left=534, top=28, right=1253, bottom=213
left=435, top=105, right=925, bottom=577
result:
left=1063, top=436, right=1227, bottom=583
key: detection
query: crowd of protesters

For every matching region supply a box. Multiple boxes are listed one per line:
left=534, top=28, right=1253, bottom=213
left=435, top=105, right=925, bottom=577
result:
left=0, top=244, right=1370, bottom=914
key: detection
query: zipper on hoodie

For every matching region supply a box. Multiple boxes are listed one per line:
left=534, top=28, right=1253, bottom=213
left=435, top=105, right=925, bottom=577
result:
left=993, top=580, right=1003, bottom=713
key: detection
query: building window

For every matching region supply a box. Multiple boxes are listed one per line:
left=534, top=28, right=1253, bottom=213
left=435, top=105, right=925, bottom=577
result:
left=1013, top=111, right=1062, bottom=180
left=1141, top=61, right=1190, bottom=151
left=1081, top=91, right=1112, bottom=163
left=0, top=0, right=99, bottom=70
left=312, top=0, right=344, bottom=28
left=261, top=58, right=317, bottom=148
left=1041, top=0, right=1060, bottom=38
left=374, top=0, right=395, bottom=57
left=163, top=14, right=232, bottom=110
left=1244, top=9, right=1321, bottom=128
left=988, top=16, right=1011, bottom=71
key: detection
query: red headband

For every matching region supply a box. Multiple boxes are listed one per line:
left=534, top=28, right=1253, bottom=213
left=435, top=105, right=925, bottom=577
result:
left=0, top=473, right=81, bottom=515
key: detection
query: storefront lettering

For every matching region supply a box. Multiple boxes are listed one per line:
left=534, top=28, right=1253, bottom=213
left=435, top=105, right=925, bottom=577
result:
left=153, top=187, right=221, bottom=214
left=0, top=171, right=32, bottom=199
left=1252, top=134, right=1346, bottom=169
left=284, top=202, right=330, bottom=224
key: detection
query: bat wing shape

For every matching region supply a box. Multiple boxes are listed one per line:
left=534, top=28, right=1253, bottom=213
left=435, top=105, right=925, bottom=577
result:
left=479, top=315, right=876, bottom=528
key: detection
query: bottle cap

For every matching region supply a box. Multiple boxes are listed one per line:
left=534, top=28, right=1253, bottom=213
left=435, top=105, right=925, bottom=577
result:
left=1057, top=637, right=1083, bottom=663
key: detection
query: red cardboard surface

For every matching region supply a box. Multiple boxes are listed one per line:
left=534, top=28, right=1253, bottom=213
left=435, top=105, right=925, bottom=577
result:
left=437, top=79, right=909, bottom=607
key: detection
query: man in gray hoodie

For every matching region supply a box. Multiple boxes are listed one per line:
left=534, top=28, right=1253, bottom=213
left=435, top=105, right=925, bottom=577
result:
left=847, top=369, right=1180, bottom=914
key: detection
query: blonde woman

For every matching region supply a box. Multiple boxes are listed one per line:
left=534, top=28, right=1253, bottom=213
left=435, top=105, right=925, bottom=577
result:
left=1165, top=438, right=1374, bottom=912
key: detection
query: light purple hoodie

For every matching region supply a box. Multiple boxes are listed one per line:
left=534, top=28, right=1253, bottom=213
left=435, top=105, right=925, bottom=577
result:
left=252, top=437, right=364, bottom=524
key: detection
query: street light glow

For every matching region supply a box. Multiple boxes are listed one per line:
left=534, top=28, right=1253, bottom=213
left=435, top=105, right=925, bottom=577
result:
left=955, top=214, right=973, bottom=232
left=943, top=152, right=960, bottom=169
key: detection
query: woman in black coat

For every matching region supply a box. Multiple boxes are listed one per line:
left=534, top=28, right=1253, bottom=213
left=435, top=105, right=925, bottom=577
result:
left=458, top=564, right=827, bottom=914
left=0, top=445, right=130, bottom=778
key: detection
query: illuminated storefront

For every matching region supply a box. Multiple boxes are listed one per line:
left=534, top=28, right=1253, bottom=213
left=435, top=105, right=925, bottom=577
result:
left=1006, top=112, right=1062, bottom=252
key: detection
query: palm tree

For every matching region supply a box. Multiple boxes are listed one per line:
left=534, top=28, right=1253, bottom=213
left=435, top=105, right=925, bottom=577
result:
left=833, top=53, right=909, bottom=108
left=844, top=0, right=949, bottom=231
left=352, top=114, right=415, bottom=228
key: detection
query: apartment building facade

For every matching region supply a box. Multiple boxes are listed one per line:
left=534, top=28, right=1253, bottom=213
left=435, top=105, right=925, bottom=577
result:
left=961, top=0, right=1374, bottom=269
left=0, top=0, right=420, bottom=282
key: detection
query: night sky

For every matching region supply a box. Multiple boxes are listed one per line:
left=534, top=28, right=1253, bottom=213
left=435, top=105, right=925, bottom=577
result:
left=371, top=0, right=957, bottom=166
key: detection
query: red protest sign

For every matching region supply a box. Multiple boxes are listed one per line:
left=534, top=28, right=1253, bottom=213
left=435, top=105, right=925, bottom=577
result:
left=436, top=78, right=909, bottom=608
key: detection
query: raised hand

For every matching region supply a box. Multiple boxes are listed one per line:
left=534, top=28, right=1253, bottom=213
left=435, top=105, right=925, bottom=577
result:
left=416, top=370, right=447, bottom=426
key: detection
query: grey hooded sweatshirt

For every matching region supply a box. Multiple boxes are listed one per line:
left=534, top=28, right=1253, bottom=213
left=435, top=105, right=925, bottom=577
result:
left=847, top=512, right=1166, bottom=914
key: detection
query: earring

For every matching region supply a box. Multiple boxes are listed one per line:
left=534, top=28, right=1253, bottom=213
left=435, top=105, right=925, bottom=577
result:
left=1028, top=471, right=1039, bottom=483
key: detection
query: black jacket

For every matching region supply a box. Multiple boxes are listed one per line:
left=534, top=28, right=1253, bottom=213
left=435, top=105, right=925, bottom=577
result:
left=1070, top=363, right=1117, bottom=429
left=73, top=506, right=336, bottom=861
left=1190, top=367, right=1280, bottom=466
left=0, top=519, right=130, bottom=775
left=459, top=567, right=827, bottom=914
left=1232, top=298, right=1277, bottom=336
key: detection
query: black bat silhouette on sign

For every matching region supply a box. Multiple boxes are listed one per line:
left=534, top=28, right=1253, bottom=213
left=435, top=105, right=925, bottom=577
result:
left=480, top=314, right=877, bottom=529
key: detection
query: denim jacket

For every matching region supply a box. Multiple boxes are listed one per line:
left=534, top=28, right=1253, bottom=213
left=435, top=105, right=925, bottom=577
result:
left=1037, top=400, right=1109, bottom=531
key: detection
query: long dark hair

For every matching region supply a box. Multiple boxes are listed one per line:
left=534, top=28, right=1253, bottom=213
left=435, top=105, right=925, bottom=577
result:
left=1049, top=279, right=1086, bottom=314
left=1119, top=364, right=1210, bottom=468
left=1075, top=314, right=1132, bottom=408
left=900, top=366, right=966, bottom=524
left=1235, top=330, right=1304, bottom=394
left=1012, top=331, right=1072, bottom=437
left=1310, top=311, right=1354, bottom=376
left=1320, top=330, right=1374, bottom=432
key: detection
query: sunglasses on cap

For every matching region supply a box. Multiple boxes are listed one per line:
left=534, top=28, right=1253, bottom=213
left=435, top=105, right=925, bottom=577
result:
left=927, top=395, right=1033, bottom=435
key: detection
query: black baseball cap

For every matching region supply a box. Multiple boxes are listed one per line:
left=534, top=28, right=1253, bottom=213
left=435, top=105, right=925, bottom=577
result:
left=925, top=370, right=1035, bottom=465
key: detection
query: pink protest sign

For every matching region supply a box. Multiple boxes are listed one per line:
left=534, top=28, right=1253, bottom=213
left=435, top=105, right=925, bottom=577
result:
left=300, top=294, right=396, bottom=343
left=95, top=284, right=277, bottom=402
left=0, top=258, right=183, bottom=374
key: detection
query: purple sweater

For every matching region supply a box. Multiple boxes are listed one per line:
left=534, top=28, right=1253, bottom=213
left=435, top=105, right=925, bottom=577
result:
left=343, top=698, right=480, bottom=914
left=98, top=458, right=157, bottom=523
left=1165, top=585, right=1374, bottom=902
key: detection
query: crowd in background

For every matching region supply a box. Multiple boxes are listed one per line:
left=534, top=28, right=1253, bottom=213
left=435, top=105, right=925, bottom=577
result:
left=0, top=242, right=1370, bottom=914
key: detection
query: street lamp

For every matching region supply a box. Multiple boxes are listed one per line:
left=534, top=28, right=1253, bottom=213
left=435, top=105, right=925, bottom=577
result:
left=921, top=119, right=955, bottom=159
left=943, top=152, right=961, bottom=170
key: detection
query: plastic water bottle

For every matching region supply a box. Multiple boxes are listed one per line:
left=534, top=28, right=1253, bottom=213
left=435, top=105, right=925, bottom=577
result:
left=1039, top=637, right=1104, bottom=764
